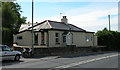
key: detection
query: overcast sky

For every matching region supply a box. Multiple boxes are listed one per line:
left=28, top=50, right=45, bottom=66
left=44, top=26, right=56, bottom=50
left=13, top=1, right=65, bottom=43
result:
left=15, top=1, right=119, bottom=32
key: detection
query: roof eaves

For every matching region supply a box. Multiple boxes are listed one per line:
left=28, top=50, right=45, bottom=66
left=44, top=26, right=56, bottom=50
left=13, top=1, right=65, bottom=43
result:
left=47, top=29, right=87, bottom=32
left=85, top=31, right=94, bottom=33
left=15, top=30, right=31, bottom=35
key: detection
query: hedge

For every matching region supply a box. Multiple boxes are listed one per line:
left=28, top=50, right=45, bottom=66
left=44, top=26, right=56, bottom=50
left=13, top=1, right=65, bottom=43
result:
left=95, top=29, right=120, bottom=51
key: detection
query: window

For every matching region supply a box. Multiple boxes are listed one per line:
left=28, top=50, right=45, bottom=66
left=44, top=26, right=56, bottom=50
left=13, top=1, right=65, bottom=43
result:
left=91, top=37, right=92, bottom=41
left=41, top=32, right=45, bottom=45
left=34, top=32, right=38, bottom=45
left=17, top=36, right=22, bottom=40
left=2, top=46, right=11, bottom=51
left=86, top=36, right=89, bottom=42
left=63, top=36, right=66, bottom=43
left=0, top=46, right=2, bottom=51
left=55, top=33, right=59, bottom=44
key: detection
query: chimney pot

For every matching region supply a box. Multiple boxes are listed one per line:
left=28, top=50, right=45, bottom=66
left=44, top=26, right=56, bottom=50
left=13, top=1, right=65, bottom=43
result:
left=61, top=16, right=68, bottom=24
left=63, top=16, right=66, bottom=18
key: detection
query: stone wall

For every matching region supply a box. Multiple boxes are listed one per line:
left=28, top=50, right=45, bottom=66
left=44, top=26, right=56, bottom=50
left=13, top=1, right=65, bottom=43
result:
left=14, top=46, right=101, bottom=57
left=33, top=47, right=92, bottom=56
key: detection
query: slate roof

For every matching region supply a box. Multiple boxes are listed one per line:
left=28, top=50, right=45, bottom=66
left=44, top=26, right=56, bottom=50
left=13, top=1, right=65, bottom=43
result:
left=19, top=20, right=87, bottom=32
left=19, top=23, right=38, bottom=32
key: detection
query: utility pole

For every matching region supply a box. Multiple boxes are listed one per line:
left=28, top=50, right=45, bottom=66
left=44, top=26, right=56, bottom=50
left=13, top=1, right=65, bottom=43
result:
left=60, top=13, right=63, bottom=19
left=0, top=2, right=2, bottom=45
left=108, top=14, right=111, bottom=31
left=32, top=0, right=34, bottom=56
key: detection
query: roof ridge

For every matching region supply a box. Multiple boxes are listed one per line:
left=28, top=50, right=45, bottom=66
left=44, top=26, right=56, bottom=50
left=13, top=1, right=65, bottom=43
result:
left=68, top=24, right=86, bottom=31
left=47, top=20, right=64, bottom=23
left=46, top=20, right=52, bottom=29
left=47, top=20, right=72, bottom=30
left=27, top=20, right=46, bottom=29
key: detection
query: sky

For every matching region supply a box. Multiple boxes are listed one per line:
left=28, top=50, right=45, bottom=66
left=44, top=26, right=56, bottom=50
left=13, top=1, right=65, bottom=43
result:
left=15, top=1, right=119, bottom=32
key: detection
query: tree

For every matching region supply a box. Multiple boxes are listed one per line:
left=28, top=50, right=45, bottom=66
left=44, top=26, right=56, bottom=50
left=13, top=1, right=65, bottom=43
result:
left=95, top=28, right=120, bottom=51
left=2, top=2, right=27, bottom=46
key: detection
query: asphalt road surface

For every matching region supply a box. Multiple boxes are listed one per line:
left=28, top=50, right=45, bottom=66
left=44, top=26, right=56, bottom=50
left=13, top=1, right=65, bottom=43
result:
left=1, top=52, right=119, bottom=69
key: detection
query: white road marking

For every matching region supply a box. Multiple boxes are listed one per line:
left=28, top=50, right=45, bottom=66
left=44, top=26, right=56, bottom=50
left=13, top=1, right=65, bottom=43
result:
left=55, top=54, right=119, bottom=68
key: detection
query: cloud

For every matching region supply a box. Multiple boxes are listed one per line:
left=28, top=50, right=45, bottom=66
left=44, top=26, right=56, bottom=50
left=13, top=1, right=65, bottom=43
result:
left=26, top=18, right=42, bottom=23
left=26, top=16, right=61, bottom=23
left=42, top=7, right=117, bottom=32
left=67, top=7, right=118, bottom=32
left=15, top=0, right=120, bottom=2
left=26, top=3, right=118, bottom=32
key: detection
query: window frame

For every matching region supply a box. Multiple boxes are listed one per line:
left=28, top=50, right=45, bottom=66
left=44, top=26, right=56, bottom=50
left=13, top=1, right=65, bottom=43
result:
left=2, top=45, right=11, bottom=51
left=86, top=36, right=89, bottom=42
left=17, top=36, right=22, bottom=40
left=34, top=32, right=38, bottom=45
left=91, top=37, right=93, bottom=41
left=55, top=33, right=60, bottom=44
left=63, top=36, right=66, bottom=43
left=41, top=32, right=45, bottom=45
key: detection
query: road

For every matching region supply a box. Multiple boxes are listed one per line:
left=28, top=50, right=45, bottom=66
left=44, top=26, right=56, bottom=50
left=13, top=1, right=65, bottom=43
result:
left=1, top=52, right=119, bottom=69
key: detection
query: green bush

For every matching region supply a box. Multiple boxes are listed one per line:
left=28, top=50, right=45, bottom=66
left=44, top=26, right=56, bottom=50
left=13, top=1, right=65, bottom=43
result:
left=95, top=28, right=120, bottom=51
left=2, top=28, right=13, bottom=46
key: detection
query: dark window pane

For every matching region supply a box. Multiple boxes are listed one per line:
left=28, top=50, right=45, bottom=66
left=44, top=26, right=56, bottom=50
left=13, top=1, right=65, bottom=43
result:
left=17, top=36, right=22, bottom=40
left=41, top=32, right=44, bottom=36
left=56, top=33, right=58, bottom=37
left=55, top=33, right=59, bottom=44
left=86, top=36, right=89, bottom=42
left=63, top=36, right=66, bottom=42
left=34, top=33, right=38, bottom=45
left=2, top=46, right=11, bottom=51
left=41, top=32, right=45, bottom=45
left=91, top=37, right=92, bottom=41
left=56, top=38, right=58, bottom=43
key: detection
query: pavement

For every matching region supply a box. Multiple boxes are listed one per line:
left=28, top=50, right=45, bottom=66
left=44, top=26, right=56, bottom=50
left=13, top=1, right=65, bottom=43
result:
left=20, top=56, right=60, bottom=63
left=19, top=51, right=113, bottom=63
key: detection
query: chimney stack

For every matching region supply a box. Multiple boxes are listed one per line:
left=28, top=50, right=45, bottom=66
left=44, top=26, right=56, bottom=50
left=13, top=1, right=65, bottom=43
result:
left=61, top=16, right=68, bottom=24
